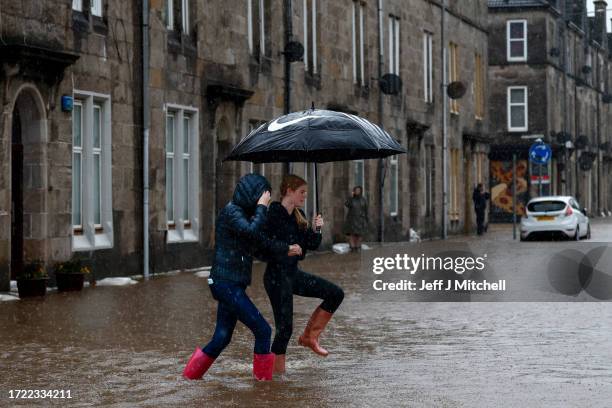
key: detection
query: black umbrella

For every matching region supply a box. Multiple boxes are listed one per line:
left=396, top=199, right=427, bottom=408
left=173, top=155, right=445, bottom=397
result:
left=224, top=108, right=406, bottom=218
left=225, top=109, right=406, bottom=163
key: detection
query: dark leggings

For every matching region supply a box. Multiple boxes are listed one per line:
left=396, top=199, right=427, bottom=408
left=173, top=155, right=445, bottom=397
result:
left=264, top=268, right=344, bottom=355
left=202, top=280, right=272, bottom=358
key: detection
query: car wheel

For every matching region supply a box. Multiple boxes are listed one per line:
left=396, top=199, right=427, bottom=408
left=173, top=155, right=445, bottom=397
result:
left=586, top=224, right=591, bottom=240
left=575, top=226, right=580, bottom=241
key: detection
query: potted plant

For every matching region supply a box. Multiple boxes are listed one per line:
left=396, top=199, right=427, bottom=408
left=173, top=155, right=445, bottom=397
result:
left=17, top=260, right=48, bottom=298
left=54, top=258, right=90, bottom=292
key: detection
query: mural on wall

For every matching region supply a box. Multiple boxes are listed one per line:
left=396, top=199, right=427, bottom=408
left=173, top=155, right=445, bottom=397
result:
left=490, top=160, right=529, bottom=220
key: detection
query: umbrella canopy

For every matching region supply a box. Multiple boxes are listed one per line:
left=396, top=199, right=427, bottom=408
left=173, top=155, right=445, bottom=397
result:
left=224, top=109, right=406, bottom=163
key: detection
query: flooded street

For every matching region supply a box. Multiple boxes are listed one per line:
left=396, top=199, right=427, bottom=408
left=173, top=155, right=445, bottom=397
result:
left=2, top=225, right=612, bottom=407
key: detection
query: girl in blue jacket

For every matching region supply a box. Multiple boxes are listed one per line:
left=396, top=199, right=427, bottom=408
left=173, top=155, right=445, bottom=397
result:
left=183, top=173, right=302, bottom=381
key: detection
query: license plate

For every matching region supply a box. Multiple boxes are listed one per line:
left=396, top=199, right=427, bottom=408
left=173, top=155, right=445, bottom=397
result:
left=536, top=216, right=554, bottom=221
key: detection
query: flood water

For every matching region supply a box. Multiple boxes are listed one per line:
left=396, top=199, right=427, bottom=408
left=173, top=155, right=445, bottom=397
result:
left=2, top=242, right=612, bottom=407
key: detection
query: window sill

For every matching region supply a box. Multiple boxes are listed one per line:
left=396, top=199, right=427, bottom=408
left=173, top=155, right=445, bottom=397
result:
left=167, top=228, right=199, bottom=244
left=72, top=230, right=113, bottom=251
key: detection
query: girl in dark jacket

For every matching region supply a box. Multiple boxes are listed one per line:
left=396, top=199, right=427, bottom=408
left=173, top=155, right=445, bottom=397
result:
left=263, top=175, right=345, bottom=374
left=183, top=174, right=302, bottom=381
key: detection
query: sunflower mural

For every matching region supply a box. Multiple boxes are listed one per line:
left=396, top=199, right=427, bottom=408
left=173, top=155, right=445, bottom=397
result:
left=490, top=160, right=529, bottom=220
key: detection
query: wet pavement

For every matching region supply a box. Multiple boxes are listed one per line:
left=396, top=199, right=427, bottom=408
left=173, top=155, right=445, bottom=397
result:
left=2, top=222, right=612, bottom=407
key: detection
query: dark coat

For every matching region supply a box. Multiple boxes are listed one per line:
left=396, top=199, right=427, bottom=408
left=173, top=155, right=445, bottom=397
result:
left=472, top=188, right=490, bottom=212
left=210, top=174, right=289, bottom=286
left=263, top=201, right=322, bottom=275
left=343, top=196, right=369, bottom=235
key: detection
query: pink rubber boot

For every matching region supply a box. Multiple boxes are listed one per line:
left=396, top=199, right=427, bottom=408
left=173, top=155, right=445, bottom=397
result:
left=253, top=353, right=275, bottom=381
left=183, top=347, right=215, bottom=380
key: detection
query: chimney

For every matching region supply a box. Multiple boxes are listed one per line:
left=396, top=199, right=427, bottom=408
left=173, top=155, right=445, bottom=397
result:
left=594, top=1, right=608, bottom=45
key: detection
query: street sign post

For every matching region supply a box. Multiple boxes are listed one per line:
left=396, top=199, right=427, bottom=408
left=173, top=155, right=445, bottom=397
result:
left=529, top=140, right=552, bottom=196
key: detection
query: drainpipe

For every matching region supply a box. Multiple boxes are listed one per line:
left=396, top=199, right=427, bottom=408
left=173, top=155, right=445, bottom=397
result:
left=284, top=0, right=292, bottom=175
left=441, top=0, right=448, bottom=239
left=142, top=0, right=150, bottom=279
left=377, top=0, right=384, bottom=242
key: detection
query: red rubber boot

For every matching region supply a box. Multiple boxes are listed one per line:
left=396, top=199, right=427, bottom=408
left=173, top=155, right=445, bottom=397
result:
left=183, top=347, right=215, bottom=380
left=253, top=353, right=275, bottom=381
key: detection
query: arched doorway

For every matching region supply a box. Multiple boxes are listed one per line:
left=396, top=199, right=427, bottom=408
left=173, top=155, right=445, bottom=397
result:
left=10, top=86, right=48, bottom=279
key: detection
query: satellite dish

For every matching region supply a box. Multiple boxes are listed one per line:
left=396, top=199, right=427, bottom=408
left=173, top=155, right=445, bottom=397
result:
left=447, top=81, right=467, bottom=99
left=284, top=41, right=304, bottom=63
left=379, top=74, right=402, bottom=95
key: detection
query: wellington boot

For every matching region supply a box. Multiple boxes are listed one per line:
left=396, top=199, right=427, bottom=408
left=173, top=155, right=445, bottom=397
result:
left=253, top=353, right=275, bottom=381
left=298, top=306, right=333, bottom=357
left=183, top=347, right=215, bottom=380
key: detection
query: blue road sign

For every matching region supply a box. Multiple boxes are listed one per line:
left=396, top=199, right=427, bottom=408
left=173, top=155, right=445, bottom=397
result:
left=529, top=142, right=552, bottom=165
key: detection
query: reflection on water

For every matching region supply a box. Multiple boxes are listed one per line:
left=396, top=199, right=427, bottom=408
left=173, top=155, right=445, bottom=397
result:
left=1, top=250, right=612, bottom=407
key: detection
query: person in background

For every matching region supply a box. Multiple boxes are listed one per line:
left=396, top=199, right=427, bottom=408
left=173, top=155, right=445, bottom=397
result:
left=343, top=186, right=368, bottom=251
left=182, top=174, right=302, bottom=381
left=263, top=175, right=345, bottom=375
left=472, top=183, right=490, bottom=235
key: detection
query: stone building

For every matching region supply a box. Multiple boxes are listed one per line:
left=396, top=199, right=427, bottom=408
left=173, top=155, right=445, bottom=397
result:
left=0, top=0, right=490, bottom=290
left=488, top=0, right=612, bottom=221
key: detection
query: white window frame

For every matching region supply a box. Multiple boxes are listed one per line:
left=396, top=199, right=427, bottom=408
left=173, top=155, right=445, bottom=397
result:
left=423, top=31, right=433, bottom=103
left=507, top=86, right=528, bottom=132
left=389, top=155, right=398, bottom=216
left=165, top=104, right=200, bottom=243
left=72, top=90, right=113, bottom=251
left=91, top=0, right=102, bottom=17
left=72, top=101, right=83, bottom=229
left=352, top=1, right=365, bottom=85
left=507, top=20, right=527, bottom=62
left=388, top=15, right=400, bottom=75
left=247, top=0, right=267, bottom=57
left=303, top=0, right=318, bottom=73
left=353, top=160, right=365, bottom=194
left=424, top=145, right=433, bottom=217
left=72, top=0, right=83, bottom=12
left=166, top=0, right=174, bottom=30
left=182, top=0, right=189, bottom=34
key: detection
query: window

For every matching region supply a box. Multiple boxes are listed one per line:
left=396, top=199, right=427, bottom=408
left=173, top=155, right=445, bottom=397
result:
left=72, top=91, right=113, bottom=251
left=449, top=148, right=460, bottom=221
left=166, top=0, right=189, bottom=34
left=388, top=15, right=400, bottom=75
left=474, top=53, right=485, bottom=119
left=507, top=86, right=528, bottom=132
left=449, top=42, right=459, bottom=114
left=423, top=32, right=433, bottom=103
left=303, top=0, right=318, bottom=73
left=389, top=155, right=398, bottom=216
left=353, top=160, right=365, bottom=193
left=352, top=1, right=366, bottom=85
left=507, top=20, right=527, bottom=62
left=91, top=0, right=102, bottom=17
left=165, top=104, right=200, bottom=243
left=424, top=145, right=434, bottom=216
left=166, top=0, right=174, bottom=29
left=72, top=0, right=82, bottom=12
left=182, top=0, right=189, bottom=35
left=248, top=0, right=270, bottom=60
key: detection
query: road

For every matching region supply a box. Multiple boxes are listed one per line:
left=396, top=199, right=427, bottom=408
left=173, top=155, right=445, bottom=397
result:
left=1, top=219, right=612, bottom=407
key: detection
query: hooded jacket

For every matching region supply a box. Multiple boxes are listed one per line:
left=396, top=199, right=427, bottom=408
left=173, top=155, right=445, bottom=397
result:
left=263, top=201, right=322, bottom=274
left=210, top=174, right=289, bottom=286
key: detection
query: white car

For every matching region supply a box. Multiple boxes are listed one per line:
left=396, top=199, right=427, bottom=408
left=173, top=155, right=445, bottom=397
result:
left=520, top=196, right=590, bottom=241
